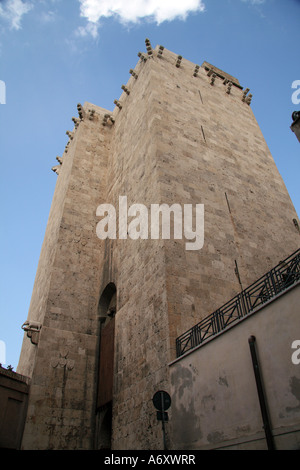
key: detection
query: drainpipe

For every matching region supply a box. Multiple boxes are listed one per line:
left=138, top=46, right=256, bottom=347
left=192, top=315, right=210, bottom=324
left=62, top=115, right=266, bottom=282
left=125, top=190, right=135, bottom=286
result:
left=248, top=336, right=275, bottom=450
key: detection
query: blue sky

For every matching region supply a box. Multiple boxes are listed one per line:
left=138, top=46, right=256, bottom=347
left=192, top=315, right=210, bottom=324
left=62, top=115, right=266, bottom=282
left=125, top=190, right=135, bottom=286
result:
left=0, top=0, right=299, bottom=370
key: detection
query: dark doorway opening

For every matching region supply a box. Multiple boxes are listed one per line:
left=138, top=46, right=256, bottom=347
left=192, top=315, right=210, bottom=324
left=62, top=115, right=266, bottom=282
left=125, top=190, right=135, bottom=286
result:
left=94, top=283, right=116, bottom=450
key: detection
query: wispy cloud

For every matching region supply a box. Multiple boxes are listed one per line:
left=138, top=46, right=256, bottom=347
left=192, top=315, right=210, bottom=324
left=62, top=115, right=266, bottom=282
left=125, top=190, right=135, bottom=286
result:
left=0, top=0, right=33, bottom=30
left=39, top=10, right=56, bottom=24
left=78, top=0, right=206, bottom=37
left=76, top=21, right=99, bottom=39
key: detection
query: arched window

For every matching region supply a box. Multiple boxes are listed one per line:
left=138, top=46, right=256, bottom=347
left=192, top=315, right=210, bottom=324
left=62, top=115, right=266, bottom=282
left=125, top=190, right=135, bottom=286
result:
left=98, top=282, right=116, bottom=326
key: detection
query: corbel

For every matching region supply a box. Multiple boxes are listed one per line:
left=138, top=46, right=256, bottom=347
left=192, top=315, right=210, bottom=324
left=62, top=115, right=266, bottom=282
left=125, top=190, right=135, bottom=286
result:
left=145, top=38, right=153, bottom=56
left=245, top=93, right=252, bottom=105
left=175, top=55, right=182, bottom=68
left=51, top=165, right=60, bottom=175
left=121, top=85, right=130, bottom=95
left=77, top=103, right=84, bottom=120
left=138, top=52, right=147, bottom=62
left=114, top=99, right=122, bottom=110
left=72, top=117, right=80, bottom=129
left=66, top=130, right=74, bottom=140
left=157, top=45, right=164, bottom=58
left=210, top=73, right=216, bottom=86
left=64, top=141, right=70, bottom=153
left=102, top=114, right=115, bottom=126
left=193, top=65, right=200, bottom=77
left=242, top=88, right=250, bottom=102
left=129, top=69, right=138, bottom=79
left=226, top=82, right=232, bottom=94
left=88, top=109, right=95, bottom=120
left=21, top=321, right=42, bottom=345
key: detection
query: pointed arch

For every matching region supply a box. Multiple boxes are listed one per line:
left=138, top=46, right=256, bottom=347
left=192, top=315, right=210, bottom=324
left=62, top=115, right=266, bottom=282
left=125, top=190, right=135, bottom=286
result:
left=94, top=282, right=116, bottom=449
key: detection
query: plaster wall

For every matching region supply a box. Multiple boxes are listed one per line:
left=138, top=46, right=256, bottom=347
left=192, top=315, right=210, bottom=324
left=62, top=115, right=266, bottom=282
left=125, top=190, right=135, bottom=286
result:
left=169, top=283, right=300, bottom=450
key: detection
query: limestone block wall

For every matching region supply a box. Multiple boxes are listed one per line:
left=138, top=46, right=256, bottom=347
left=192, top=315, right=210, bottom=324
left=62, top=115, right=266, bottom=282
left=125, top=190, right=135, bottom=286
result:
left=104, top=59, right=171, bottom=449
left=100, top=44, right=299, bottom=447
left=18, top=103, right=113, bottom=449
left=143, top=46, right=300, bottom=358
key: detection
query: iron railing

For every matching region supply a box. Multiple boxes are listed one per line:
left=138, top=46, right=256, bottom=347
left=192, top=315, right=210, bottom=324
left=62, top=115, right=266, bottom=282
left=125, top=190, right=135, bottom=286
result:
left=176, top=248, right=300, bottom=358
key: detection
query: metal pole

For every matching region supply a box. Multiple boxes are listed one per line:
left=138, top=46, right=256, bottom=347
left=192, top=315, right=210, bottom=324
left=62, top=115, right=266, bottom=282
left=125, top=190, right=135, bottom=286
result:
left=248, top=336, right=275, bottom=450
left=160, top=391, right=167, bottom=450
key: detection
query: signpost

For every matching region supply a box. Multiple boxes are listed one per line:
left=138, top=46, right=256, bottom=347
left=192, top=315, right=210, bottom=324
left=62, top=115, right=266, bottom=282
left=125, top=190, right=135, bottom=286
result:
left=152, top=390, right=171, bottom=450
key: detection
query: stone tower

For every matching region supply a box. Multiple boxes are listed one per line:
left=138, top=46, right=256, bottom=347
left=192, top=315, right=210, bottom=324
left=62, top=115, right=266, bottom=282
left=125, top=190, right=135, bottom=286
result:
left=17, top=41, right=299, bottom=450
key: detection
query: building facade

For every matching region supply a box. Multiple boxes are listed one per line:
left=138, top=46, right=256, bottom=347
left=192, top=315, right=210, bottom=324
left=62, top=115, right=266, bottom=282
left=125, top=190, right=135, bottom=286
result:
left=0, top=366, right=29, bottom=449
left=16, top=41, right=300, bottom=450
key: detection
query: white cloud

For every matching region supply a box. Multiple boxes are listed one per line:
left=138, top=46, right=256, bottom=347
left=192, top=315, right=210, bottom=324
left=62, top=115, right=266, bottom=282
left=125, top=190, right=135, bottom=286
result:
left=0, top=0, right=33, bottom=30
left=76, top=21, right=99, bottom=39
left=78, top=0, right=205, bottom=36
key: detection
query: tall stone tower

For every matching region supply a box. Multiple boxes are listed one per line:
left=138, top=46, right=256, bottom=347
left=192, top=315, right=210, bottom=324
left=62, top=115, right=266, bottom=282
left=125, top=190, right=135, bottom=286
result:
left=17, top=41, right=299, bottom=450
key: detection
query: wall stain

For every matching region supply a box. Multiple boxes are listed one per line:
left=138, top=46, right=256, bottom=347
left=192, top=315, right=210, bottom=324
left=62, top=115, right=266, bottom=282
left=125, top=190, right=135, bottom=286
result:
left=286, top=376, right=300, bottom=413
left=207, top=430, right=224, bottom=444
left=201, top=394, right=216, bottom=412
left=218, top=376, right=229, bottom=387
left=171, top=365, right=202, bottom=445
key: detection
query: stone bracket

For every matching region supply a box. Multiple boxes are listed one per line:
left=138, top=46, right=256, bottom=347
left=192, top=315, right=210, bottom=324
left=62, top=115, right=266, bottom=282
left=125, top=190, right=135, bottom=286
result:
left=21, top=321, right=42, bottom=345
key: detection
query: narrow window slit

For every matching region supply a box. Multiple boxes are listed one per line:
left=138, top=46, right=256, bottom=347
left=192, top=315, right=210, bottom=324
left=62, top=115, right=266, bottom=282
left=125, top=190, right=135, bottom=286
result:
left=225, top=192, right=231, bottom=213
left=198, top=89, right=203, bottom=104
left=234, top=260, right=243, bottom=290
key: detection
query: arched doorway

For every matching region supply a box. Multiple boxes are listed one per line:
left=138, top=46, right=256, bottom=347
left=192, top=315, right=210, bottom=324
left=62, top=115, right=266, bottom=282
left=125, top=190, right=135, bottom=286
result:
left=94, top=283, right=116, bottom=450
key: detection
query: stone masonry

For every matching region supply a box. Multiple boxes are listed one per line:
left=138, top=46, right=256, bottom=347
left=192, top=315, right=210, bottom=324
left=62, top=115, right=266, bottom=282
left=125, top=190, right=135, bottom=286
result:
left=17, top=41, right=300, bottom=450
